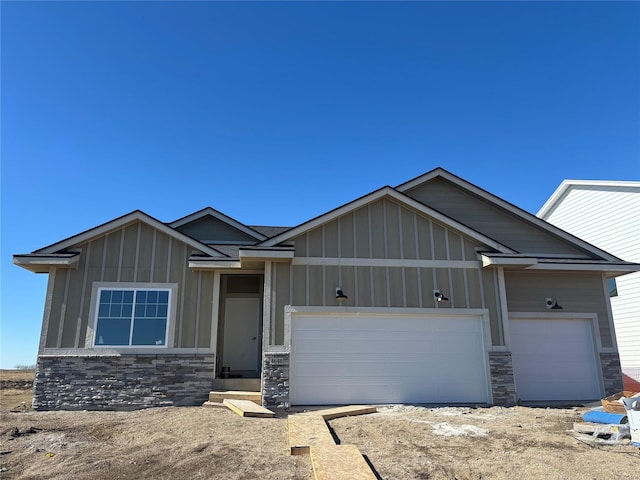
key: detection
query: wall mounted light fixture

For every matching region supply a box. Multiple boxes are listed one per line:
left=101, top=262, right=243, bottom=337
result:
left=545, top=297, right=563, bottom=309
left=336, top=288, right=348, bottom=301
left=433, top=289, right=449, bottom=302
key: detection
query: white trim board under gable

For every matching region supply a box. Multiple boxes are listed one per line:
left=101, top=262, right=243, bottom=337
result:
left=258, top=186, right=515, bottom=254
left=396, top=167, right=625, bottom=263
left=169, top=207, right=267, bottom=242
left=31, top=210, right=226, bottom=258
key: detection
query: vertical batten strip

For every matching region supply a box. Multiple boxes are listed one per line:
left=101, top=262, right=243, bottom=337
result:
left=165, top=237, right=172, bottom=283
left=368, top=205, right=374, bottom=305
left=178, top=244, right=186, bottom=347
left=445, top=230, right=454, bottom=308
left=56, top=271, right=71, bottom=348
left=194, top=271, right=202, bottom=347
left=321, top=225, right=326, bottom=307
left=40, top=270, right=57, bottom=353
left=75, top=243, right=91, bottom=347
left=100, top=236, right=108, bottom=282
left=133, top=223, right=141, bottom=282
left=383, top=200, right=390, bottom=306
left=414, top=213, right=423, bottom=308
left=149, top=230, right=157, bottom=282
left=352, top=211, right=359, bottom=305
left=461, top=238, right=470, bottom=308
left=478, top=269, right=486, bottom=309
left=398, top=205, right=407, bottom=307
left=117, top=227, right=125, bottom=282
left=270, top=263, right=277, bottom=344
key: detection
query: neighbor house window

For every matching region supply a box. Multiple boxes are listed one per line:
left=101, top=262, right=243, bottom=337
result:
left=94, top=288, right=170, bottom=346
left=608, top=278, right=618, bottom=298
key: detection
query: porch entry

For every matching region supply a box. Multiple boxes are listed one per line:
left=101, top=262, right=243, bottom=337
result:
left=217, top=274, right=263, bottom=379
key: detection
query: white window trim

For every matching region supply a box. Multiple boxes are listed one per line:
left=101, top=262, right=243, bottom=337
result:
left=85, top=282, right=178, bottom=350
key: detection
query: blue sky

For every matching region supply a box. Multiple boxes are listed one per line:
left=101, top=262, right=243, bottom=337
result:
left=1, top=1, right=639, bottom=368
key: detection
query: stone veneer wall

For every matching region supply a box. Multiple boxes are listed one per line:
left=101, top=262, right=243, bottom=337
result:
left=262, top=352, right=289, bottom=409
left=488, top=352, right=517, bottom=406
left=33, top=354, right=214, bottom=411
left=599, top=352, right=624, bottom=396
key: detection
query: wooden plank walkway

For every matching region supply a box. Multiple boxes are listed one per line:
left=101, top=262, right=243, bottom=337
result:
left=301, top=405, right=377, bottom=421
left=288, top=414, right=335, bottom=455
left=310, top=444, right=377, bottom=480
left=223, top=399, right=275, bottom=418
left=288, top=405, right=378, bottom=478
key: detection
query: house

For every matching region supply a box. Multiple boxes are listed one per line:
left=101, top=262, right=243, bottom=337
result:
left=14, top=168, right=640, bottom=411
left=538, top=180, right=640, bottom=391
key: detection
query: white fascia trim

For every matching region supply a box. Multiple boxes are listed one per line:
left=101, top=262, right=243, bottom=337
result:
left=239, top=249, right=294, bottom=261
left=34, top=211, right=225, bottom=258
left=284, top=305, right=489, bottom=316
left=169, top=207, right=267, bottom=241
left=189, top=260, right=242, bottom=269
left=480, top=255, right=538, bottom=268
left=293, top=257, right=481, bottom=269
left=537, top=180, right=640, bottom=218
left=398, top=169, right=623, bottom=263
left=525, top=263, right=640, bottom=273
left=260, top=186, right=515, bottom=254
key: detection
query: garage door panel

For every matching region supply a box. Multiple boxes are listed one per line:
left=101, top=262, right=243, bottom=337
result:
left=290, top=314, right=489, bottom=405
left=510, top=318, right=600, bottom=401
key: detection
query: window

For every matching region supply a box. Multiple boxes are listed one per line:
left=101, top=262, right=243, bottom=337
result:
left=94, top=288, right=171, bottom=347
left=608, top=278, right=618, bottom=298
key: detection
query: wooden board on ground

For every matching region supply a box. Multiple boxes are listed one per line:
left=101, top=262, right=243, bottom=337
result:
left=310, top=444, right=377, bottom=480
left=288, top=414, right=335, bottom=455
left=302, top=405, right=377, bottom=421
left=223, top=399, right=275, bottom=418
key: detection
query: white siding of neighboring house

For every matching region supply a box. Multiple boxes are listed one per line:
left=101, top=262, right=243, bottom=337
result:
left=538, top=182, right=640, bottom=385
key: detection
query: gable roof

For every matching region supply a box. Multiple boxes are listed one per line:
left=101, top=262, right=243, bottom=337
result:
left=396, top=167, right=625, bottom=263
left=169, top=207, right=267, bottom=242
left=537, top=179, right=640, bottom=218
left=28, top=210, right=226, bottom=258
left=258, top=185, right=516, bottom=253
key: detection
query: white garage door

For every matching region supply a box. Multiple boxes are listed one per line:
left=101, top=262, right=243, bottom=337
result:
left=290, top=313, right=490, bottom=405
left=510, top=318, right=601, bottom=401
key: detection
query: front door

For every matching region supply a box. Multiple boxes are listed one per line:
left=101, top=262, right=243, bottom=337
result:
left=218, top=274, right=263, bottom=378
left=222, top=297, right=261, bottom=373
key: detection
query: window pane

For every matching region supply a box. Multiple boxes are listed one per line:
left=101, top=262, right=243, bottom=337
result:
left=135, top=304, right=145, bottom=317
left=95, top=317, right=131, bottom=345
left=226, top=276, right=260, bottom=294
left=122, top=303, right=133, bottom=317
left=95, top=288, right=170, bottom=347
left=100, top=290, right=112, bottom=304
left=132, top=318, right=167, bottom=345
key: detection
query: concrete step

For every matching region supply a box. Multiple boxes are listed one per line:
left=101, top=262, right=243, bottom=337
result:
left=212, top=378, right=261, bottom=391
left=209, top=390, right=262, bottom=405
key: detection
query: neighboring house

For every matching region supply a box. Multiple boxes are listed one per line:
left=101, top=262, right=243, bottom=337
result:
left=14, top=168, right=640, bottom=411
left=538, top=180, right=640, bottom=391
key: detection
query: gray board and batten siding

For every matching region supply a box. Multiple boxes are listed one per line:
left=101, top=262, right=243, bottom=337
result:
left=268, top=196, right=505, bottom=347
left=43, top=220, right=215, bottom=351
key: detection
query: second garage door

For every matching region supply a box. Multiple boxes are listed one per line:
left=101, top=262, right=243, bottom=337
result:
left=510, top=317, right=601, bottom=401
left=290, top=313, right=490, bottom=405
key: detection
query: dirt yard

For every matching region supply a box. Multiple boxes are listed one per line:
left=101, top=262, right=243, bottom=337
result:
left=1, top=370, right=639, bottom=480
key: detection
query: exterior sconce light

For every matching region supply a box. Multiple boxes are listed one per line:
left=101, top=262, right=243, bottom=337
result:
left=336, top=288, right=348, bottom=301
left=546, top=297, right=563, bottom=309
left=433, top=289, right=449, bottom=302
